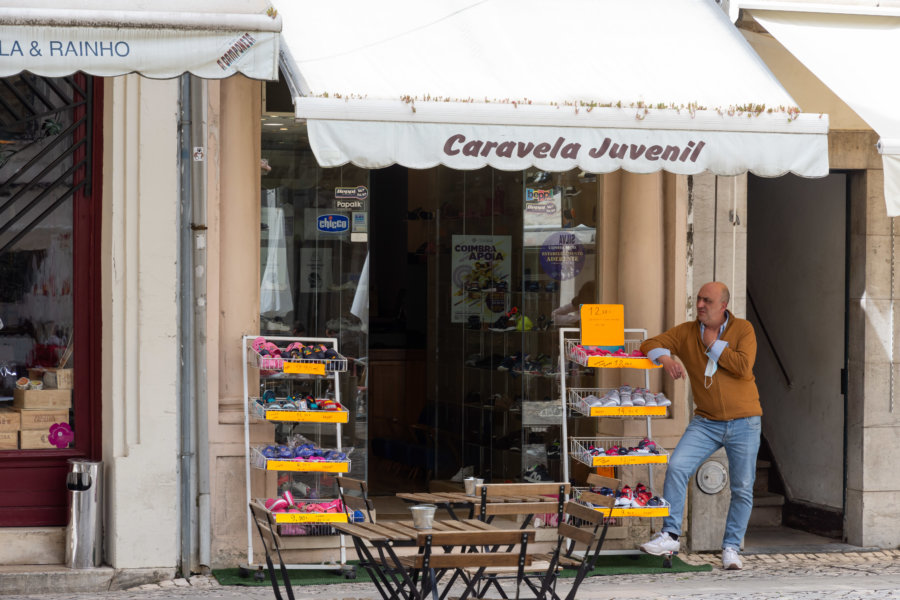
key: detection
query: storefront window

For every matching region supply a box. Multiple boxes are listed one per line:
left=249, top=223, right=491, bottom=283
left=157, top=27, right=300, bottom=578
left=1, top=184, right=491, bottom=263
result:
left=0, top=74, right=83, bottom=453
left=259, top=114, right=370, bottom=495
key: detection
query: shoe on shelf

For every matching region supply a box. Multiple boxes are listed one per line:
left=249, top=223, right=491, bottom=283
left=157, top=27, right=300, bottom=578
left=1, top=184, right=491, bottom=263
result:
left=655, top=393, right=672, bottom=407
left=722, top=547, right=743, bottom=570
left=450, top=465, right=475, bottom=483
left=640, top=531, right=680, bottom=556
left=490, top=307, right=519, bottom=331
left=523, top=463, right=552, bottom=482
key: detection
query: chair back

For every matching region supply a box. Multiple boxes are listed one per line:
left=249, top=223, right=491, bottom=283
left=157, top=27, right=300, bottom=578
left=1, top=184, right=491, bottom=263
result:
left=413, top=529, right=535, bottom=570
left=477, top=482, right=570, bottom=523
left=337, top=475, right=375, bottom=522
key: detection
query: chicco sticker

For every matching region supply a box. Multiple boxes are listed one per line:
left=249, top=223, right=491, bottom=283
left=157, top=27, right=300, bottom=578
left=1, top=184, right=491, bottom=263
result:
left=317, top=214, right=350, bottom=234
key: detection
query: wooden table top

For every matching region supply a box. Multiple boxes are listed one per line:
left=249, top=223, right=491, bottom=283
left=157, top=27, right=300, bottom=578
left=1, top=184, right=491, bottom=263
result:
left=332, top=518, right=516, bottom=543
left=396, top=491, right=561, bottom=505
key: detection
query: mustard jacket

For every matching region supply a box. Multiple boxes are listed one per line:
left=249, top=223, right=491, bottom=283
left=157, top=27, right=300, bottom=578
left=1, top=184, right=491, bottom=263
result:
left=640, top=312, right=761, bottom=421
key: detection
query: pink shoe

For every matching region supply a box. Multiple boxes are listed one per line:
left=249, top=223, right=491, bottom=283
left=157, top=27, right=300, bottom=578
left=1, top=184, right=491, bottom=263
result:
left=252, top=336, right=267, bottom=352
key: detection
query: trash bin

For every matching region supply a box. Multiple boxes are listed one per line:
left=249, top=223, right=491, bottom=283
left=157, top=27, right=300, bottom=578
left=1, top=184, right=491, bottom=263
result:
left=65, top=459, right=103, bottom=568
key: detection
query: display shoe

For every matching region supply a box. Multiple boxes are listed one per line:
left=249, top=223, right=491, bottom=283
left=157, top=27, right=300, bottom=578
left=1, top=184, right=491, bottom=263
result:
left=450, top=465, right=475, bottom=482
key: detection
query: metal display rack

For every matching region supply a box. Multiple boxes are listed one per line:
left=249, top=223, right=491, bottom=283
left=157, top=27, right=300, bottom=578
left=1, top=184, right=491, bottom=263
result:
left=242, top=335, right=351, bottom=571
left=558, top=326, right=671, bottom=520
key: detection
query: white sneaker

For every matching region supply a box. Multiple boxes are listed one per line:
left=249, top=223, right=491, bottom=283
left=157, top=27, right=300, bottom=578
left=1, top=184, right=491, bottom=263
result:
left=722, top=547, right=742, bottom=570
left=655, top=393, right=672, bottom=407
left=640, top=531, right=680, bottom=556
left=450, top=465, right=474, bottom=482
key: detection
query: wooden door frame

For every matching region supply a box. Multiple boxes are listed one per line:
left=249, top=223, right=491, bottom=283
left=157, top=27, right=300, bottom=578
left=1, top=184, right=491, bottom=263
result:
left=0, top=75, right=103, bottom=526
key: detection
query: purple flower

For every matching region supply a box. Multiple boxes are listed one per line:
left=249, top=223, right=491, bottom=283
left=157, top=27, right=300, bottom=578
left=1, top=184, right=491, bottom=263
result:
left=48, top=422, right=74, bottom=449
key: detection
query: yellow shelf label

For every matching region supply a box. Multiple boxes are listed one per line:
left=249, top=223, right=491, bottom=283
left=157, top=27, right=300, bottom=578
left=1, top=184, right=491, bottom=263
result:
left=274, top=513, right=349, bottom=524
left=595, top=506, right=670, bottom=517
left=588, top=406, right=667, bottom=417
left=266, top=410, right=349, bottom=423
left=580, top=304, right=624, bottom=347
left=590, top=455, right=669, bottom=466
left=585, top=356, right=661, bottom=369
left=283, top=362, right=326, bottom=376
left=266, top=460, right=350, bottom=473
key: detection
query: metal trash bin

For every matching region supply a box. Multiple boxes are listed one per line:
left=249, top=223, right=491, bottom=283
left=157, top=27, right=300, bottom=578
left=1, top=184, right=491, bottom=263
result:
left=65, top=459, right=103, bottom=568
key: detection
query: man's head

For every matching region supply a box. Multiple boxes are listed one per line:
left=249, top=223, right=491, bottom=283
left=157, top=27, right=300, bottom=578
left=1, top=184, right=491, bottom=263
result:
left=696, top=281, right=729, bottom=328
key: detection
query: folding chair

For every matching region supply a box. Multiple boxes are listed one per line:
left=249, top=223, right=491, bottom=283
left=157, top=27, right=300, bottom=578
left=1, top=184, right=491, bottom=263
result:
left=337, top=475, right=376, bottom=523
left=398, top=529, right=535, bottom=600
left=249, top=501, right=297, bottom=600
left=530, top=475, right=620, bottom=600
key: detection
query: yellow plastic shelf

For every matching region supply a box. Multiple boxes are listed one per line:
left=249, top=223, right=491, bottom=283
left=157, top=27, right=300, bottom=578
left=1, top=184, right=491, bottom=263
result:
left=585, top=406, right=667, bottom=417
left=273, top=512, right=349, bottom=524
left=264, top=460, right=350, bottom=473
left=594, top=505, right=670, bottom=517
left=585, top=356, right=661, bottom=369
left=583, top=454, right=669, bottom=467
left=264, top=409, right=349, bottom=424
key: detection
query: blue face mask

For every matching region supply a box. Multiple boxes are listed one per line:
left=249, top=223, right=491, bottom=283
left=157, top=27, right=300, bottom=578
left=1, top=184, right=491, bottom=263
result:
left=704, top=352, right=717, bottom=389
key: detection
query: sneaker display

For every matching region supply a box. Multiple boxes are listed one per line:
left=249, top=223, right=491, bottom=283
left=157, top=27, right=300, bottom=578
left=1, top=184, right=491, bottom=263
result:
left=523, top=463, right=552, bottom=482
left=722, top=547, right=743, bottom=570
left=640, top=531, right=680, bottom=556
left=490, top=307, right=519, bottom=331
left=450, top=465, right=475, bottom=483
left=655, top=393, right=672, bottom=407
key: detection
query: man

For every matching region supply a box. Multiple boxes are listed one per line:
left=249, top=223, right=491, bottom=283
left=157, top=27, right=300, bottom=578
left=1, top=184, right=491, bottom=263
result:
left=638, top=281, right=760, bottom=570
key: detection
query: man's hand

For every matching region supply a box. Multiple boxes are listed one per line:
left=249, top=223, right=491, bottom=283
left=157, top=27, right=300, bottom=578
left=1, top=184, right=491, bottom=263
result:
left=659, top=355, right=684, bottom=380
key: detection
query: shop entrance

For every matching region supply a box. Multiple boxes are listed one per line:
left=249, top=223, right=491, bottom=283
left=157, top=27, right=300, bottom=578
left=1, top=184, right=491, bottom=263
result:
left=746, top=172, right=847, bottom=543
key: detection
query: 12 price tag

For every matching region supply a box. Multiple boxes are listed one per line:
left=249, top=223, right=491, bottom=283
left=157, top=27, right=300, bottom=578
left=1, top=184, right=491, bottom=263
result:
left=580, top=304, right=624, bottom=347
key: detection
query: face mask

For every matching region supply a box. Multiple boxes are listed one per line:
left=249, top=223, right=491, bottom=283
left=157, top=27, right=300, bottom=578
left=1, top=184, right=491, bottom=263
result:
left=704, top=353, right=717, bottom=389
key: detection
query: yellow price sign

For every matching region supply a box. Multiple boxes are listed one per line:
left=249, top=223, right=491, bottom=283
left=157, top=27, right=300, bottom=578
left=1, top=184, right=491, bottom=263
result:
left=283, top=361, right=326, bottom=376
left=580, top=304, right=624, bottom=347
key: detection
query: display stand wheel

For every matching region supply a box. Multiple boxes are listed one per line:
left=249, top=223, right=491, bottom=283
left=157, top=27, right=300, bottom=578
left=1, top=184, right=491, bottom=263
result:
left=342, top=564, right=357, bottom=579
left=662, top=552, right=675, bottom=569
left=254, top=566, right=266, bottom=581
left=237, top=566, right=250, bottom=578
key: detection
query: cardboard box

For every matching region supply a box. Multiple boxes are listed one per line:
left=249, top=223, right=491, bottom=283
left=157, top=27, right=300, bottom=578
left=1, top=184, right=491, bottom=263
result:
left=43, top=368, right=73, bottom=390
left=0, top=408, right=20, bottom=432
left=0, top=431, right=17, bottom=450
left=13, top=389, right=72, bottom=410
left=19, top=429, right=55, bottom=449
left=16, top=408, right=69, bottom=430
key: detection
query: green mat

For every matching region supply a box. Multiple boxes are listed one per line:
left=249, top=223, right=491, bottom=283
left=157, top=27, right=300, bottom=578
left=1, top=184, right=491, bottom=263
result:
left=213, top=554, right=709, bottom=587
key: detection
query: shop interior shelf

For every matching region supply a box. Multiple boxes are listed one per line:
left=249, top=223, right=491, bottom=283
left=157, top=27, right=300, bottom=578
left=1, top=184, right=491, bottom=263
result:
left=251, top=447, right=351, bottom=473
left=570, top=437, right=669, bottom=467
left=253, top=499, right=348, bottom=525
left=249, top=397, right=349, bottom=423
left=565, top=339, right=660, bottom=369
left=567, top=388, right=668, bottom=418
left=248, top=349, right=348, bottom=374
left=574, top=488, right=671, bottom=518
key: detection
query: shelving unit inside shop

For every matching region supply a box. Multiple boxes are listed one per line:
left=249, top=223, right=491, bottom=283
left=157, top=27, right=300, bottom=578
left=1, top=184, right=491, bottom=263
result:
left=242, top=334, right=354, bottom=574
left=558, top=322, right=673, bottom=563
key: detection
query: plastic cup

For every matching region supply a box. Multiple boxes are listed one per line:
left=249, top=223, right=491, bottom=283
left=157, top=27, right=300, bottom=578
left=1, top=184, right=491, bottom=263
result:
left=410, top=504, right=437, bottom=529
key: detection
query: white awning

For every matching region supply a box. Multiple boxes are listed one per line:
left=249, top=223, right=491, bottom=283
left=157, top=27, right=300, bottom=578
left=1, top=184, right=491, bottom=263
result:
left=0, top=1, right=281, bottom=80
left=747, top=5, right=900, bottom=215
left=277, top=0, right=829, bottom=177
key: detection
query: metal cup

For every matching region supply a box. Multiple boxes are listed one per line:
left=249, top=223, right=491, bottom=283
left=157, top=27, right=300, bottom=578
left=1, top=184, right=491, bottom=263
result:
left=464, top=476, right=477, bottom=496
left=410, top=504, right=437, bottom=529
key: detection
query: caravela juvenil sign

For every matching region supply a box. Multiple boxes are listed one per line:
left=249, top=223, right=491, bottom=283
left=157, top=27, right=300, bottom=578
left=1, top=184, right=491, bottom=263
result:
left=443, top=134, right=706, bottom=163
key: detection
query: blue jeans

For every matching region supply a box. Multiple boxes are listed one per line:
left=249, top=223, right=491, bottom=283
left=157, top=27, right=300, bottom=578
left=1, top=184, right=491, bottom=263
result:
left=662, top=415, right=761, bottom=550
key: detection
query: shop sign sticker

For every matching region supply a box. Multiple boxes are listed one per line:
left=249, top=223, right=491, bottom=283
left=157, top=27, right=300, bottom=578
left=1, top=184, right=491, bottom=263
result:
left=334, top=186, right=368, bottom=210
left=352, top=211, right=368, bottom=233
left=539, top=231, right=585, bottom=280
left=317, top=214, right=350, bottom=234
left=524, top=186, right=561, bottom=228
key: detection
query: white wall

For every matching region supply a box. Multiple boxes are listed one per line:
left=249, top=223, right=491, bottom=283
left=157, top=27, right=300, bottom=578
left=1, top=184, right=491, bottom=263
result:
left=101, top=75, right=180, bottom=569
left=747, top=173, right=846, bottom=510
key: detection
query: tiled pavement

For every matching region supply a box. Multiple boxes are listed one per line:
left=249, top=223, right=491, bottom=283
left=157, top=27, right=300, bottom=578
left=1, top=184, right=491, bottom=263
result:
left=4, top=549, right=900, bottom=599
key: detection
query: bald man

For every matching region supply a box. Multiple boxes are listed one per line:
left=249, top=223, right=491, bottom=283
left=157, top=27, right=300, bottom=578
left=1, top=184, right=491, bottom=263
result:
left=638, top=282, right=761, bottom=570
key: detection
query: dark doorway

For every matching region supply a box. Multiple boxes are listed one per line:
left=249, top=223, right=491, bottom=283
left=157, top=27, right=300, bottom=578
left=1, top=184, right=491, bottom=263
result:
left=746, top=172, right=846, bottom=543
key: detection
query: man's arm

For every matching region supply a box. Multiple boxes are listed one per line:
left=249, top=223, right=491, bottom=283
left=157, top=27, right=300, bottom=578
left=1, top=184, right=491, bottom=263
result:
left=716, top=321, right=757, bottom=380
left=641, top=324, right=689, bottom=380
